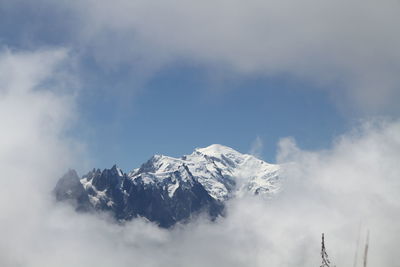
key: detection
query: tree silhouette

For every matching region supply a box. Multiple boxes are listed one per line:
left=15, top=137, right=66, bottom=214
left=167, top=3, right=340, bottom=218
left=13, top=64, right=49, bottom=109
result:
left=320, top=233, right=335, bottom=267
left=363, top=230, right=369, bottom=267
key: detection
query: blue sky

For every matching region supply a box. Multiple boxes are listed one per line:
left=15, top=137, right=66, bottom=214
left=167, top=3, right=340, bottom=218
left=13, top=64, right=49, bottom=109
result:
left=75, top=64, right=347, bottom=171
left=1, top=0, right=399, bottom=172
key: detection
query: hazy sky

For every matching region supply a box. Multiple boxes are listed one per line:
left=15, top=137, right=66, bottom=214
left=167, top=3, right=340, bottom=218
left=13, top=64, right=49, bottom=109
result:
left=2, top=0, right=400, bottom=171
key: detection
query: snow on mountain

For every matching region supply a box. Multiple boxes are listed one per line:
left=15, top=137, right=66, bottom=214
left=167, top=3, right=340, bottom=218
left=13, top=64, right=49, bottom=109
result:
left=54, top=144, right=281, bottom=227
left=194, top=144, right=281, bottom=197
left=128, top=144, right=281, bottom=200
left=80, top=165, right=125, bottom=209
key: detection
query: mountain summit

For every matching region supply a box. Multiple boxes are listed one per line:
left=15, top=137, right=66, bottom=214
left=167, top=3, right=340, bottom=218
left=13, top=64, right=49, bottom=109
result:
left=54, top=144, right=281, bottom=227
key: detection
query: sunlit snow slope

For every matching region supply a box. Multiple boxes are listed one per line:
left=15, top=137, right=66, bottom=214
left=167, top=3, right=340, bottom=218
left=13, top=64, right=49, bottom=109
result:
left=54, top=144, right=281, bottom=227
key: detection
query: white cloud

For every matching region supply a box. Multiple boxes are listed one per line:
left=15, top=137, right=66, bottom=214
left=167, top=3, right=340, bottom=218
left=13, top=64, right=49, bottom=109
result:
left=0, top=48, right=76, bottom=181
left=249, top=136, right=263, bottom=158
left=66, top=0, right=400, bottom=113
left=0, top=48, right=399, bottom=266
left=0, top=48, right=85, bottom=265
left=3, top=0, right=400, bottom=113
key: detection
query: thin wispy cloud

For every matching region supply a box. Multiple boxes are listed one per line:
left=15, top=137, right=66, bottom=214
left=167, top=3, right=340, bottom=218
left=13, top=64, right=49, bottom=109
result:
left=249, top=136, right=263, bottom=158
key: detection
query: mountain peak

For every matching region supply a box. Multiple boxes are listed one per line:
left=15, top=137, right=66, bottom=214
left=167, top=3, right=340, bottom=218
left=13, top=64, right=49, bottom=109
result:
left=195, top=144, right=241, bottom=157
left=110, top=164, right=124, bottom=176
left=64, top=168, right=79, bottom=178
left=55, top=144, right=281, bottom=227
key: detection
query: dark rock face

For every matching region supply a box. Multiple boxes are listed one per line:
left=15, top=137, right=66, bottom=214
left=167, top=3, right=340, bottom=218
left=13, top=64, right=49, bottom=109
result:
left=53, top=169, right=92, bottom=212
left=54, top=167, right=224, bottom=228
left=53, top=144, right=281, bottom=228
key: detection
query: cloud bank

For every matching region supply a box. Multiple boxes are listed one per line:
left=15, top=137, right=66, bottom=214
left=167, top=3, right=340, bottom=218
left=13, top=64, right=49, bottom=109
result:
left=0, top=48, right=399, bottom=266
left=2, top=0, right=400, bottom=113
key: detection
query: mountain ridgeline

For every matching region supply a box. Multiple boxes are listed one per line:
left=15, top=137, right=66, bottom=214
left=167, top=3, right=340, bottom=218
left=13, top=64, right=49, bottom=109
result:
left=54, top=144, right=281, bottom=228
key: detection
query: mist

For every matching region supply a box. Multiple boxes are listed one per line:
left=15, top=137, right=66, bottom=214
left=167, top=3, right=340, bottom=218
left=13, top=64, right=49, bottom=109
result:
left=0, top=47, right=399, bottom=266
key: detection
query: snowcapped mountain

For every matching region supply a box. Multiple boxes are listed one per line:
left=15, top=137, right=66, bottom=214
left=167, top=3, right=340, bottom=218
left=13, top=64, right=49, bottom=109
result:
left=54, top=144, right=281, bottom=227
